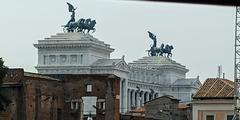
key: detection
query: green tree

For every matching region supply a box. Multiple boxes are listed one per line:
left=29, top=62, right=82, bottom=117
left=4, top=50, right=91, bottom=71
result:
left=0, top=57, right=10, bottom=111
left=0, top=58, right=8, bottom=84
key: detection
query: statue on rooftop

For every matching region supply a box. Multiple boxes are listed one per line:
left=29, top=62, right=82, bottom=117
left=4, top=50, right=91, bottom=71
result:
left=62, top=2, right=96, bottom=33
left=146, top=31, right=174, bottom=58
left=147, top=31, right=157, bottom=48
left=65, top=2, right=76, bottom=27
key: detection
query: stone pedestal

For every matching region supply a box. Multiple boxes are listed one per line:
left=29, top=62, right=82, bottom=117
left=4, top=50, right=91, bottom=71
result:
left=128, top=56, right=189, bottom=84
left=34, top=32, right=114, bottom=74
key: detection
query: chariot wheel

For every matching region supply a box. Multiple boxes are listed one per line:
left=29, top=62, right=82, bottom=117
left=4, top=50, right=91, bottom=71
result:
left=63, top=27, right=68, bottom=33
left=148, top=51, right=152, bottom=56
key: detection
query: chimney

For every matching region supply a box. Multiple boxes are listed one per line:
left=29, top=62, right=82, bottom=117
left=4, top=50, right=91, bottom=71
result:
left=217, top=65, right=222, bottom=78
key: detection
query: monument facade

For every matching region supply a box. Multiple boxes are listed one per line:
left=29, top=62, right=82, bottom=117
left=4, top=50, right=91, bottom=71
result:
left=34, top=32, right=201, bottom=113
left=34, top=3, right=201, bottom=113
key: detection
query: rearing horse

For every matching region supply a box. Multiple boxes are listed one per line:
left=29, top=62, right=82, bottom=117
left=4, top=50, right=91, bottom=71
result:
left=162, top=45, right=174, bottom=58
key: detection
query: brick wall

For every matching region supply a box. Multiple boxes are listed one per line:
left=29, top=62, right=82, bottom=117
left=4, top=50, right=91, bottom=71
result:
left=50, top=74, right=120, bottom=120
left=0, top=69, right=64, bottom=120
left=1, top=69, right=120, bottom=120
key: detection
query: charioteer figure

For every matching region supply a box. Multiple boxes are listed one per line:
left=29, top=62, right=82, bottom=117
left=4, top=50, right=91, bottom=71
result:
left=65, top=2, right=76, bottom=28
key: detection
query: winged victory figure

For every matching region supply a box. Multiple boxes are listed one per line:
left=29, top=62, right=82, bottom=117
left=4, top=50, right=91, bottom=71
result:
left=65, top=2, right=77, bottom=27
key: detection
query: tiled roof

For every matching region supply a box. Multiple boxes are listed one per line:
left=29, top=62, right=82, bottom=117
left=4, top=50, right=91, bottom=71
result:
left=24, top=72, right=59, bottom=81
left=193, top=78, right=234, bottom=99
left=144, top=95, right=180, bottom=104
left=130, top=106, right=145, bottom=113
left=178, top=103, right=190, bottom=109
left=163, top=95, right=180, bottom=100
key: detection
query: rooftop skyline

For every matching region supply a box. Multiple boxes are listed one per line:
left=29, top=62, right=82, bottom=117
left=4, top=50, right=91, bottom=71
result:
left=0, top=0, right=235, bottom=82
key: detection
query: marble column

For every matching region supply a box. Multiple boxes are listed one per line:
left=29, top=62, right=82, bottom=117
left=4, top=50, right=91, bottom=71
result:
left=154, top=93, right=159, bottom=99
left=140, top=91, right=144, bottom=106
left=121, top=79, right=127, bottom=113
left=149, top=93, right=153, bottom=100
left=129, top=90, right=132, bottom=108
left=132, top=90, right=135, bottom=107
left=143, top=92, right=146, bottom=104
left=119, top=78, right=122, bottom=112
left=146, top=92, right=149, bottom=102
left=127, top=89, right=131, bottom=111
left=136, top=91, right=140, bottom=107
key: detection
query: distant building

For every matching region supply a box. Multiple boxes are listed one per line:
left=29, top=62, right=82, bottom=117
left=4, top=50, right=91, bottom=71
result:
left=34, top=32, right=202, bottom=113
left=144, top=95, right=180, bottom=120
left=192, top=78, right=234, bottom=120
left=123, top=95, right=192, bottom=120
left=120, top=114, right=154, bottom=120
left=178, top=103, right=192, bottom=120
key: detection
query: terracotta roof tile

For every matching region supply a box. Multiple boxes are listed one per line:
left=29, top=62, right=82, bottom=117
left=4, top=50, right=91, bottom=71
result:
left=193, top=78, right=234, bottom=99
left=130, top=107, right=145, bottom=113
left=24, top=72, right=59, bottom=81
left=178, top=103, right=190, bottom=109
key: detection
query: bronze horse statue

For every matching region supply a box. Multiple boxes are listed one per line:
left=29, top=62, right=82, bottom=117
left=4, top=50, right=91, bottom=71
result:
left=148, top=44, right=174, bottom=58
left=147, top=31, right=174, bottom=58
left=64, top=18, right=96, bottom=33
left=159, top=44, right=174, bottom=58
left=63, top=2, right=96, bottom=33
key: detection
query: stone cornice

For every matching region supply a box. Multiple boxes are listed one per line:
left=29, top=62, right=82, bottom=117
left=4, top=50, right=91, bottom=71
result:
left=128, top=56, right=189, bottom=73
left=91, top=67, right=130, bottom=73
left=34, top=43, right=114, bottom=53
left=36, top=64, right=130, bottom=74
left=129, top=64, right=188, bottom=74
left=171, top=85, right=200, bottom=88
left=128, top=80, right=171, bottom=92
left=34, top=32, right=114, bottom=53
left=128, top=79, right=170, bottom=87
left=35, top=65, right=91, bottom=70
left=129, top=66, right=160, bottom=73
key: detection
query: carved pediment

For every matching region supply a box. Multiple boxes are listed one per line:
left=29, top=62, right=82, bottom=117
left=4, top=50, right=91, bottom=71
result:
left=115, top=61, right=129, bottom=71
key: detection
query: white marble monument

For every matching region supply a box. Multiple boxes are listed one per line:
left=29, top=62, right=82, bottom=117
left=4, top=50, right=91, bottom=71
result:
left=34, top=32, right=201, bottom=113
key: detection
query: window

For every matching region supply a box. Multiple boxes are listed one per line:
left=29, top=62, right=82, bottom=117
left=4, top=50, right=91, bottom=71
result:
left=57, top=109, right=62, bottom=120
left=71, top=102, right=79, bottom=110
left=70, top=55, right=77, bottom=64
left=206, top=115, right=214, bottom=120
left=87, top=85, right=92, bottom=92
left=60, top=55, right=67, bottom=64
left=80, top=55, right=83, bottom=64
left=43, top=55, right=47, bottom=64
left=227, top=115, right=233, bottom=120
left=98, top=99, right=106, bottom=110
left=49, top=55, right=56, bottom=64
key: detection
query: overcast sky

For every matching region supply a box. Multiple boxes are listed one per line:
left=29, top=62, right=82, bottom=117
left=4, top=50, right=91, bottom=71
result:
left=0, top=0, right=235, bottom=82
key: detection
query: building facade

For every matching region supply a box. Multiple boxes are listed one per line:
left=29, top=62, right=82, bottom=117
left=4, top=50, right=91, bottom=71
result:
left=192, top=78, right=234, bottom=120
left=50, top=74, right=120, bottom=120
left=0, top=69, right=64, bottom=120
left=144, top=95, right=180, bottom=120
left=34, top=32, right=201, bottom=113
left=0, top=69, right=120, bottom=120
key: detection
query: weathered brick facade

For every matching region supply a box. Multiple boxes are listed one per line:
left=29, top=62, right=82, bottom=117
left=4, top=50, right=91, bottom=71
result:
left=0, top=69, right=120, bottom=120
left=144, top=95, right=181, bottom=120
left=49, top=74, right=120, bottom=120
left=0, top=69, right=64, bottom=120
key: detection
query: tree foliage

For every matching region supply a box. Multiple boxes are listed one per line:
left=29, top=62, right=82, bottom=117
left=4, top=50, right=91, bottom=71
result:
left=0, top=57, right=9, bottom=111
left=0, top=57, right=8, bottom=84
